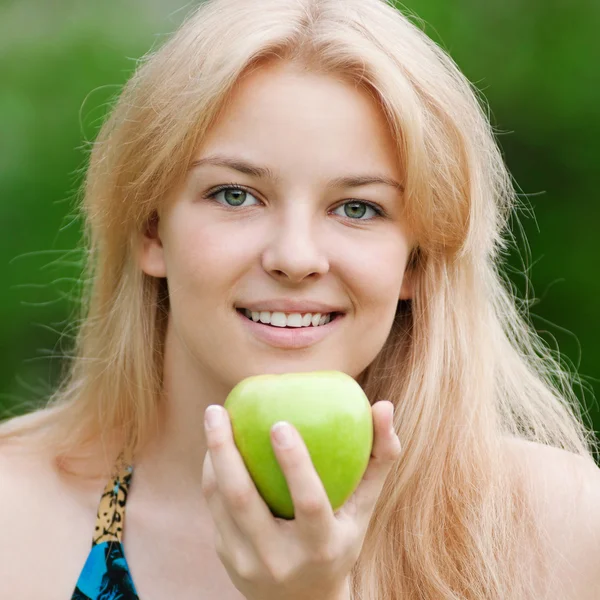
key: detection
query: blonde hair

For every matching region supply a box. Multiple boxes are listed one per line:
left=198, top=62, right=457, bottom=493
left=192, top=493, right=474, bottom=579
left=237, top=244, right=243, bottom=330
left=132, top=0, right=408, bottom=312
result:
left=2, top=0, right=597, bottom=598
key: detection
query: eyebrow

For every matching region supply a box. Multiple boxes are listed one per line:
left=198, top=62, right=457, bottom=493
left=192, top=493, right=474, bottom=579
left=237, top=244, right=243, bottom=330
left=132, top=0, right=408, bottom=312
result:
left=189, top=154, right=404, bottom=192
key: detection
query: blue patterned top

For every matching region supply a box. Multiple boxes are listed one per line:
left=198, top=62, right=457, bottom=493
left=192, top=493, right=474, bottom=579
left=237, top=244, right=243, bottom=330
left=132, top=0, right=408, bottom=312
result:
left=71, top=456, right=139, bottom=599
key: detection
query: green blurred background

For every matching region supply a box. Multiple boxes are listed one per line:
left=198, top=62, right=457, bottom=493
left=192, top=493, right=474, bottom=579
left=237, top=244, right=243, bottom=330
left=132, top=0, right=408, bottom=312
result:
left=1, top=1, right=598, bottom=452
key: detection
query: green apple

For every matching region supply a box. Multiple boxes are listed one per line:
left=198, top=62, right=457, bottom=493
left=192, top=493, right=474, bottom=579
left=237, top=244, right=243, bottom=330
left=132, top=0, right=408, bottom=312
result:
left=224, top=370, right=373, bottom=520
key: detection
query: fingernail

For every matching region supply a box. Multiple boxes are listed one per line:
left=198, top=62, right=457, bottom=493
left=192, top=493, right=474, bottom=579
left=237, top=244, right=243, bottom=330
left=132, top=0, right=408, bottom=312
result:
left=205, top=405, right=223, bottom=430
left=387, top=401, right=395, bottom=432
left=272, top=422, right=294, bottom=448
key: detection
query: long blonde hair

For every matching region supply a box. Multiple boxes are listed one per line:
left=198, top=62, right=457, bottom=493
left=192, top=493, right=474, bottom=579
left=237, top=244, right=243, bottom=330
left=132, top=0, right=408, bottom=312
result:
left=2, top=0, right=597, bottom=598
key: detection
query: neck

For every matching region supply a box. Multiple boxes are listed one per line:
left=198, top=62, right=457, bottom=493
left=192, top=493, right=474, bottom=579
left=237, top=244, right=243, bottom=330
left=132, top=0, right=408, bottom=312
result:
left=128, top=321, right=230, bottom=514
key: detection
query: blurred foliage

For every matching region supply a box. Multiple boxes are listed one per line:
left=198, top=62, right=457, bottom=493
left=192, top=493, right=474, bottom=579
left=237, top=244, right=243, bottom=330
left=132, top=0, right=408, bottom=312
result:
left=1, top=0, right=598, bottom=449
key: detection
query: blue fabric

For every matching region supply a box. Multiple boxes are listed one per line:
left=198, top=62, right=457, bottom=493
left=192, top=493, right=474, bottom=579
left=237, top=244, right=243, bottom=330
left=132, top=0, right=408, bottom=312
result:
left=72, top=541, right=138, bottom=599
left=71, top=458, right=140, bottom=599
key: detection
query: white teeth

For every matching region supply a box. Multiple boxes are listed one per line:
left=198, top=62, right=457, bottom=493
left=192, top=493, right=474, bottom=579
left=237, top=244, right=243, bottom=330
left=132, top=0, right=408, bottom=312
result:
left=284, top=313, right=304, bottom=328
left=270, top=312, right=288, bottom=327
left=241, top=309, right=336, bottom=328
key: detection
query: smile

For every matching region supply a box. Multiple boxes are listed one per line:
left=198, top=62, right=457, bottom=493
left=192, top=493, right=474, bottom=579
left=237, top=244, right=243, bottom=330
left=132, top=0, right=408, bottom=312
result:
left=236, top=308, right=343, bottom=328
left=235, top=308, right=345, bottom=349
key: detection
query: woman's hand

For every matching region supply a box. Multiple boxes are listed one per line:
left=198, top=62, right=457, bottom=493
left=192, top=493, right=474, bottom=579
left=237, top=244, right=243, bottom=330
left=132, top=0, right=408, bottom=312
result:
left=201, top=399, right=401, bottom=600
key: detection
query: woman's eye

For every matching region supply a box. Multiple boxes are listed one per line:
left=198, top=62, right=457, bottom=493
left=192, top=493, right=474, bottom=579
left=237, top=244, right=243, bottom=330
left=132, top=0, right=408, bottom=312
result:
left=207, top=186, right=260, bottom=208
left=332, top=201, right=383, bottom=221
left=206, top=185, right=384, bottom=221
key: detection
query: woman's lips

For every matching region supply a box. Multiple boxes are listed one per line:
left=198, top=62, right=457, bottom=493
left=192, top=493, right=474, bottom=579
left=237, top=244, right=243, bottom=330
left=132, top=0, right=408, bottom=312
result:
left=236, top=308, right=345, bottom=349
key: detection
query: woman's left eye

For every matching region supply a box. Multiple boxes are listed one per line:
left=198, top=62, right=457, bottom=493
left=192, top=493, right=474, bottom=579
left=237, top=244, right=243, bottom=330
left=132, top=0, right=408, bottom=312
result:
left=205, top=185, right=384, bottom=221
left=331, top=200, right=383, bottom=220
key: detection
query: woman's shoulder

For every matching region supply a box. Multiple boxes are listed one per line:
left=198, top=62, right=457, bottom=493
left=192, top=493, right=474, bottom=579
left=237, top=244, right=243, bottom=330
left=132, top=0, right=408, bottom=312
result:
left=504, top=436, right=600, bottom=507
left=504, top=435, right=598, bottom=482
left=0, top=438, right=108, bottom=599
left=504, top=436, right=600, bottom=599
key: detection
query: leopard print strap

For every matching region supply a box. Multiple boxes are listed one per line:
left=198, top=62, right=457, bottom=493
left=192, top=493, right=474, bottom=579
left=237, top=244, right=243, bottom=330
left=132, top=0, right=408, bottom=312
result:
left=92, top=452, right=134, bottom=545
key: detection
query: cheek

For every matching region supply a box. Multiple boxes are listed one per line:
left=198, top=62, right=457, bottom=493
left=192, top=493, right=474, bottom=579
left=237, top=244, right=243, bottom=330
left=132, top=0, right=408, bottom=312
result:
left=341, top=237, right=407, bottom=312
left=342, top=241, right=406, bottom=371
left=164, top=216, right=258, bottom=287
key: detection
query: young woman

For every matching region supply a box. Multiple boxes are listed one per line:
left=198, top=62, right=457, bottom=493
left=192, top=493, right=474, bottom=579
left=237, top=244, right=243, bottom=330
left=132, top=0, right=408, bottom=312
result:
left=1, top=0, right=598, bottom=598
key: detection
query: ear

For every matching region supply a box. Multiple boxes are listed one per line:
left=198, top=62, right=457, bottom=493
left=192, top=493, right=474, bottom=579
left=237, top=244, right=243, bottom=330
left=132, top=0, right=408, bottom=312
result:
left=137, top=211, right=167, bottom=278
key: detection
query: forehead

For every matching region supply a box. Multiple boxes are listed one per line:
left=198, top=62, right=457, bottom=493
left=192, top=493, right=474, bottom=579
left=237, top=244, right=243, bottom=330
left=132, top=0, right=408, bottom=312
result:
left=194, top=62, right=402, bottom=180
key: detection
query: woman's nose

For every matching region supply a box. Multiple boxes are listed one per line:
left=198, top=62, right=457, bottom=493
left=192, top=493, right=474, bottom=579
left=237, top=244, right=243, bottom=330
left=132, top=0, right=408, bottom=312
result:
left=261, top=215, right=330, bottom=283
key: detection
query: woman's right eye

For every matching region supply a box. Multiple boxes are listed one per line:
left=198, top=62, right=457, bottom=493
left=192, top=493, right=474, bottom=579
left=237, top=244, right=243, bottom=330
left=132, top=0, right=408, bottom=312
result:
left=206, top=185, right=260, bottom=208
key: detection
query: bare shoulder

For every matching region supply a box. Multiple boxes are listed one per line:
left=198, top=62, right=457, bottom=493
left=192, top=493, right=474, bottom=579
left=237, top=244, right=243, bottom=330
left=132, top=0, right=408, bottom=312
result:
left=0, top=437, right=105, bottom=599
left=505, top=437, right=600, bottom=600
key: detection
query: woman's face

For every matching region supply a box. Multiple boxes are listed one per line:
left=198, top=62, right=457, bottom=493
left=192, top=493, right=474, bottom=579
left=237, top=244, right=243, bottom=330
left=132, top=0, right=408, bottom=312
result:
left=139, top=61, right=415, bottom=392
